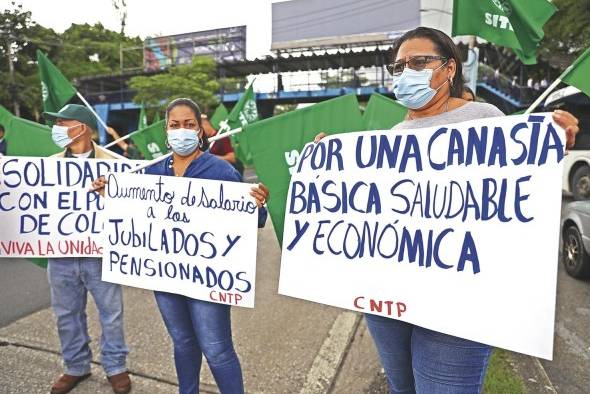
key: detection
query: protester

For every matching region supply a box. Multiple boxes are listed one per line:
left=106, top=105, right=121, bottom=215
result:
left=105, top=126, right=143, bottom=159
left=0, top=123, right=7, bottom=155
left=316, top=27, right=578, bottom=393
left=462, top=86, right=476, bottom=101
left=43, top=104, right=131, bottom=394
left=92, top=98, right=269, bottom=394
left=201, top=114, right=245, bottom=175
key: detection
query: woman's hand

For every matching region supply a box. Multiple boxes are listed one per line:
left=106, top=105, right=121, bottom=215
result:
left=552, top=110, right=579, bottom=149
left=90, top=176, right=108, bottom=197
left=250, top=182, right=270, bottom=208
left=314, top=132, right=327, bottom=143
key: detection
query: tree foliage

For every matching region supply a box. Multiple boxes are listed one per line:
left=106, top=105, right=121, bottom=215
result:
left=540, top=0, right=590, bottom=64
left=129, top=56, right=220, bottom=114
left=0, top=2, right=141, bottom=119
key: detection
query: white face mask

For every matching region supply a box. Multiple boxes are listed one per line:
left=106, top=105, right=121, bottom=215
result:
left=51, top=124, right=84, bottom=149
left=167, top=128, right=201, bottom=156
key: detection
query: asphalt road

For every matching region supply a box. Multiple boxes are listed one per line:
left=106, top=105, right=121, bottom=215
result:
left=0, top=196, right=589, bottom=392
left=0, top=258, right=50, bottom=328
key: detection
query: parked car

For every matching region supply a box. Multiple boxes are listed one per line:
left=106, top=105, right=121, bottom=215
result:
left=561, top=201, right=590, bottom=278
left=544, top=86, right=590, bottom=200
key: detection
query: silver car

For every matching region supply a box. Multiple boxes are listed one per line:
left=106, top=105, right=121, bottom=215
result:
left=562, top=201, right=590, bottom=278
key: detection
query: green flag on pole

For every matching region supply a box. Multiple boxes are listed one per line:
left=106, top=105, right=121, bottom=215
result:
left=240, top=94, right=364, bottom=244
left=561, top=48, right=590, bottom=97
left=36, top=50, right=77, bottom=113
left=0, top=105, right=61, bottom=157
left=129, top=119, right=168, bottom=160
left=220, top=83, right=259, bottom=164
left=210, top=104, right=229, bottom=130
left=452, top=0, right=557, bottom=65
left=362, top=93, right=407, bottom=130
left=1, top=105, right=61, bottom=268
left=137, top=103, right=148, bottom=130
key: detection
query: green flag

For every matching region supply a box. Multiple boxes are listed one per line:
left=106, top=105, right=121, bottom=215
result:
left=129, top=119, right=168, bottom=160
left=138, top=103, right=148, bottom=130
left=0, top=105, right=61, bottom=157
left=561, top=48, right=590, bottom=98
left=1, top=105, right=61, bottom=269
left=241, top=95, right=364, bottom=244
left=221, top=83, right=259, bottom=164
left=153, top=111, right=161, bottom=124
left=36, top=50, right=77, bottom=113
left=362, top=93, right=407, bottom=130
left=210, top=104, right=229, bottom=130
left=452, top=0, right=556, bottom=65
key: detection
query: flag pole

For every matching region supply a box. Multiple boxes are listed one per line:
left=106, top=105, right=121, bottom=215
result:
left=74, top=91, right=129, bottom=159
left=76, top=91, right=109, bottom=130
left=128, top=126, right=243, bottom=174
left=524, top=61, right=577, bottom=114
left=523, top=77, right=562, bottom=114
left=104, top=129, right=138, bottom=148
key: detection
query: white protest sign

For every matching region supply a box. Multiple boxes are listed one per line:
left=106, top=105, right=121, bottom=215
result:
left=279, top=113, right=564, bottom=360
left=101, top=172, right=259, bottom=307
left=0, top=157, right=141, bottom=257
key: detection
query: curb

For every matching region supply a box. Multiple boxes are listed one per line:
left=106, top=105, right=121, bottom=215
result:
left=509, top=352, right=557, bottom=393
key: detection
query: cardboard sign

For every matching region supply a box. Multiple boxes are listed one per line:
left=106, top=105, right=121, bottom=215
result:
left=101, top=172, right=259, bottom=307
left=279, top=114, right=564, bottom=359
left=0, top=157, right=139, bottom=257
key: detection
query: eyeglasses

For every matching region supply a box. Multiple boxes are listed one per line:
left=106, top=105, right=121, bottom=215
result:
left=386, top=55, right=448, bottom=76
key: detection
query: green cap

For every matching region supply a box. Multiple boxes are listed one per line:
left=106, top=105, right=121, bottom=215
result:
left=43, top=104, right=98, bottom=130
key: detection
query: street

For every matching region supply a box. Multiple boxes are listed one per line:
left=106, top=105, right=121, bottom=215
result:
left=0, top=197, right=588, bottom=393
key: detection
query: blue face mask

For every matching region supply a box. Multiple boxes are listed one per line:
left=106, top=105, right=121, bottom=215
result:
left=392, top=62, right=449, bottom=109
left=167, top=128, right=201, bottom=156
left=52, top=124, right=83, bottom=149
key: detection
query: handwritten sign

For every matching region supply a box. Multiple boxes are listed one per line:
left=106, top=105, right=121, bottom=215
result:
left=101, top=172, right=259, bottom=307
left=0, top=157, right=139, bottom=257
left=279, top=114, right=564, bottom=359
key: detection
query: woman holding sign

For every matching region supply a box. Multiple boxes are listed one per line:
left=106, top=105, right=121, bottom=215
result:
left=314, top=27, right=578, bottom=393
left=93, top=98, right=269, bottom=394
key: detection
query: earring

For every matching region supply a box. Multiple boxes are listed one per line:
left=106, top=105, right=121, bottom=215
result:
left=165, top=138, right=171, bottom=150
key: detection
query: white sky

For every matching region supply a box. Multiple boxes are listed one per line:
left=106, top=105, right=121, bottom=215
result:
left=7, top=0, right=285, bottom=60
left=5, top=0, right=453, bottom=92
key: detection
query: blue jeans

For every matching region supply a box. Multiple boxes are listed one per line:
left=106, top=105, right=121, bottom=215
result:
left=47, top=258, right=128, bottom=377
left=365, top=314, right=492, bottom=394
left=154, top=291, right=243, bottom=394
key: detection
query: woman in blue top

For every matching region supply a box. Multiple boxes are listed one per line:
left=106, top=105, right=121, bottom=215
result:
left=94, top=98, right=269, bottom=394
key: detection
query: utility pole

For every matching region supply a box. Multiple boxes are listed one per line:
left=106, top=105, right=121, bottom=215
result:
left=3, top=31, right=20, bottom=117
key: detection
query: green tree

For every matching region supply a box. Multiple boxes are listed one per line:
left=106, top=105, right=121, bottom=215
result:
left=0, top=2, right=142, bottom=120
left=129, top=56, right=220, bottom=113
left=539, top=0, right=590, bottom=65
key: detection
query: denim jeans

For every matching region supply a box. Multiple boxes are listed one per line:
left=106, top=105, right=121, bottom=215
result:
left=154, top=291, right=243, bottom=394
left=364, top=314, right=492, bottom=394
left=47, top=257, right=128, bottom=377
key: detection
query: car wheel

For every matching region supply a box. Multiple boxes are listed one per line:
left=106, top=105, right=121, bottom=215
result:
left=571, top=165, right=590, bottom=200
left=562, top=225, right=590, bottom=278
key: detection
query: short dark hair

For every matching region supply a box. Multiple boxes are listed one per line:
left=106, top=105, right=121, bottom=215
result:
left=165, top=98, right=209, bottom=151
left=463, top=86, right=476, bottom=101
left=0, top=124, right=4, bottom=132
left=391, top=27, right=465, bottom=98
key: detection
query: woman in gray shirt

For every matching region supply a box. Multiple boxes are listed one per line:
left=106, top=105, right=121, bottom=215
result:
left=316, top=26, right=578, bottom=394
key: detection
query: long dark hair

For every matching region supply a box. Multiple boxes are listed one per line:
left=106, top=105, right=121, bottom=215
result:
left=391, top=27, right=465, bottom=98
left=165, top=98, right=209, bottom=151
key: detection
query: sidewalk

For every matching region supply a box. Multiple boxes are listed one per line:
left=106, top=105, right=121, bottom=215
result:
left=0, top=224, right=381, bottom=393
left=0, top=222, right=556, bottom=393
